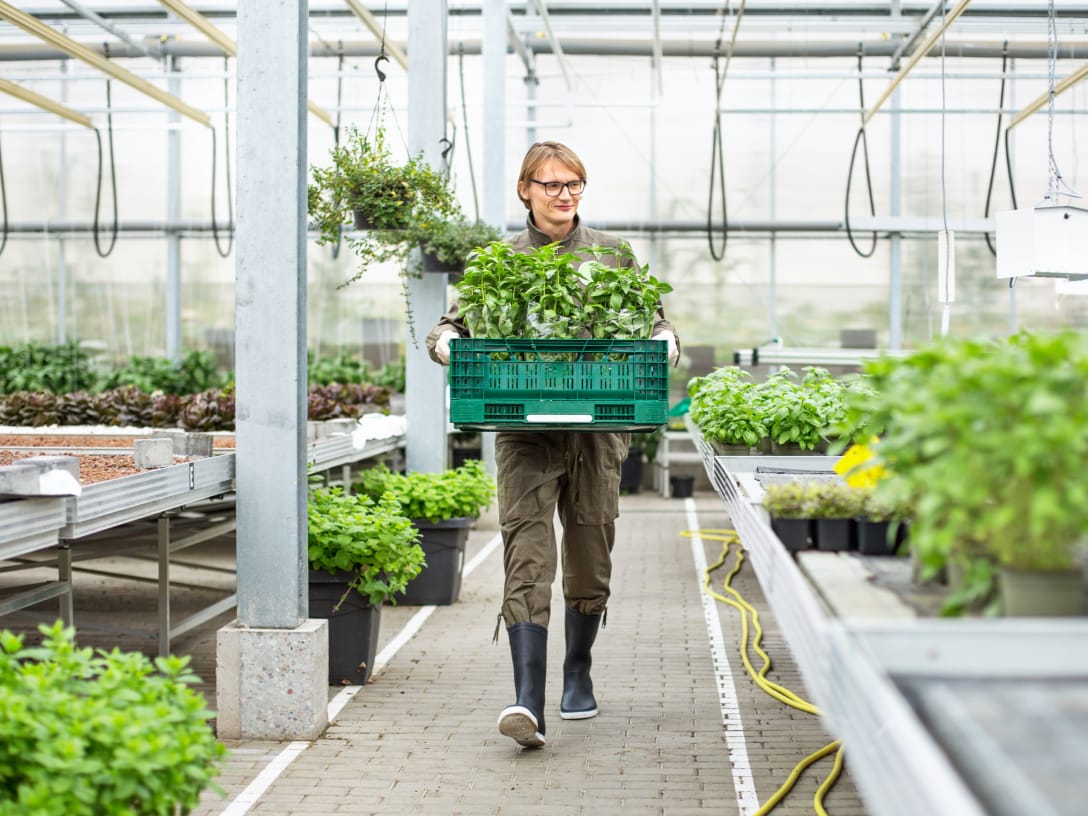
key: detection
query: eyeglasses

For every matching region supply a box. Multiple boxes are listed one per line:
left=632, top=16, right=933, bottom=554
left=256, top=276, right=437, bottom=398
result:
left=530, top=178, right=586, bottom=197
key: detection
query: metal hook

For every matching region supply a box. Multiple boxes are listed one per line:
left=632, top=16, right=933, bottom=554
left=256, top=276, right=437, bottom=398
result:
left=439, top=137, right=453, bottom=164
left=374, top=54, right=389, bottom=83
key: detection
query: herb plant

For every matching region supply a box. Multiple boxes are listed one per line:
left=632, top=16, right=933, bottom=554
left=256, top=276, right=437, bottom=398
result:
left=307, top=488, right=425, bottom=606
left=455, top=241, right=670, bottom=341
left=353, top=460, right=496, bottom=523
left=0, top=621, right=226, bottom=816
left=860, top=331, right=1088, bottom=583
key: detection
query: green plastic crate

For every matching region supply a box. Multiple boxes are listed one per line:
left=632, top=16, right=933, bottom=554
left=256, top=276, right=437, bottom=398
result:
left=448, top=338, right=669, bottom=432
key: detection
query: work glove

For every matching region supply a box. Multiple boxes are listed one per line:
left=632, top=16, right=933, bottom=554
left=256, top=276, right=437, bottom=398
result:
left=434, top=329, right=461, bottom=365
left=652, top=330, right=679, bottom=367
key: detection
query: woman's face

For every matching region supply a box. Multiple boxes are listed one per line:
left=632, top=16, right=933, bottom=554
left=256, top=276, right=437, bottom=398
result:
left=519, top=158, right=583, bottom=240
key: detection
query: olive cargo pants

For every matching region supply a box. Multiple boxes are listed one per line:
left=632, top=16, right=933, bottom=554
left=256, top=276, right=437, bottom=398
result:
left=496, top=430, right=630, bottom=628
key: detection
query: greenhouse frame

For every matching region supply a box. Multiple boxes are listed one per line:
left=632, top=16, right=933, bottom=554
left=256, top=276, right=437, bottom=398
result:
left=0, top=3, right=1085, bottom=816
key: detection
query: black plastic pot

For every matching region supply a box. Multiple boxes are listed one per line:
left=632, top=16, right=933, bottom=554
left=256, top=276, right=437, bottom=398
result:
left=670, top=474, right=695, bottom=499
left=815, top=518, right=855, bottom=551
left=620, top=449, right=643, bottom=494
left=395, top=517, right=472, bottom=606
left=856, top=519, right=898, bottom=555
left=770, top=517, right=812, bottom=552
left=309, top=570, right=382, bottom=686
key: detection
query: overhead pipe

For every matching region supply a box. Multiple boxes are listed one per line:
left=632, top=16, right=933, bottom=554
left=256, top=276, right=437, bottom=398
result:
left=0, top=0, right=210, bottom=127
left=155, top=0, right=334, bottom=127
left=0, top=38, right=1081, bottom=62
left=59, top=0, right=162, bottom=60
left=2, top=217, right=1000, bottom=237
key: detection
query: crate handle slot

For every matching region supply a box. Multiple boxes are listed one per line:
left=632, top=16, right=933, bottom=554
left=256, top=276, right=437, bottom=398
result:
left=526, top=414, right=593, bottom=423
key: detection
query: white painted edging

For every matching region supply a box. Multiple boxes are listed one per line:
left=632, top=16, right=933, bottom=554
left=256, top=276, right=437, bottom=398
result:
left=685, top=498, right=761, bottom=816
left=216, top=531, right=504, bottom=815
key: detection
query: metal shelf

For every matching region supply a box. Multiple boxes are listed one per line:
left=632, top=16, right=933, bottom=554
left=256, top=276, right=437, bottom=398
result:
left=683, top=418, right=1088, bottom=816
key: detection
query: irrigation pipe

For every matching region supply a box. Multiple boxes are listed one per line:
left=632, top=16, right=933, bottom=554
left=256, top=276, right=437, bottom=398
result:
left=685, top=527, right=845, bottom=815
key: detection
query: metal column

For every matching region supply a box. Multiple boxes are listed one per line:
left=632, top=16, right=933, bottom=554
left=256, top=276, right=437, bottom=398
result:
left=234, top=0, right=309, bottom=627
left=166, top=55, right=182, bottom=361
left=405, top=0, right=450, bottom=475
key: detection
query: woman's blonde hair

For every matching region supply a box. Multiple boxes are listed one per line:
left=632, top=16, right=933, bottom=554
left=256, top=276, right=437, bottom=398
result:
left=516, top=141, right=587, bottom=210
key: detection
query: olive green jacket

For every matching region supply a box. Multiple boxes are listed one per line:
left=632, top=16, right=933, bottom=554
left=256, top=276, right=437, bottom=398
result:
left=425, top=215, right=680, bottom=362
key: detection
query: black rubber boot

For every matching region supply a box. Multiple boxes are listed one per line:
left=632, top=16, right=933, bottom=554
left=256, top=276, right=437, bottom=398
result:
left=560, top=607, right=602, bottom=720
left=497, top=622, right=548, bottom=748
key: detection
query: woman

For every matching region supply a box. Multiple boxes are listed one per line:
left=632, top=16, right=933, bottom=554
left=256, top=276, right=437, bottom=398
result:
left=427, top=141, right=679, bottom=749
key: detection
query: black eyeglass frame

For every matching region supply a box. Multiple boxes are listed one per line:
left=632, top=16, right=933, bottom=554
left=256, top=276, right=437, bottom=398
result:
left=530, top=178, right=587, bottom=197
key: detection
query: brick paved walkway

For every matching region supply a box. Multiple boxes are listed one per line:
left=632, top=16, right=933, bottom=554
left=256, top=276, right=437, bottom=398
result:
left=194, top=492, right=871, bottom=816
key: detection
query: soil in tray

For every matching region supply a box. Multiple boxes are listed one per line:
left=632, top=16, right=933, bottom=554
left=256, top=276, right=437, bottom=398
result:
left=0, top=434, right=235, bottom=450
left=0, top=450, right=195, bottom=485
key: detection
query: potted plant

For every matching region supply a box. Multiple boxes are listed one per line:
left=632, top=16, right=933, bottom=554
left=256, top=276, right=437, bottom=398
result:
left=353, top=460, right=496, bottom=605
left=688, top=367, right=766, bottom=453
left=411, top=215, right=503, bottom=276
left=853, top=331, right=1088, bottom=616
left=760, top=480, right=817, bottom=553
left=0, top=621, right=226, bottom=814
left=622, top=428, right=663, bottom=494
left=307, top=486, right=425, bottom=684
left=806, top=481, right=864, bottom=551
left=854, top=486, right=908, bottom=556
left=308, top=125, right=460, bottom=282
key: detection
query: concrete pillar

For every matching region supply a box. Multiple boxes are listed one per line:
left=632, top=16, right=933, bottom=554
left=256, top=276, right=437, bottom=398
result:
left=405, top=0, right=450, bottom=475
left=218, top=0, right=328, bottom=741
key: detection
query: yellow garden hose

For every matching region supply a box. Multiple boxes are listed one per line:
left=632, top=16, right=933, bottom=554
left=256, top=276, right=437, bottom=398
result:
left=684, top=528, right=845, bottom=815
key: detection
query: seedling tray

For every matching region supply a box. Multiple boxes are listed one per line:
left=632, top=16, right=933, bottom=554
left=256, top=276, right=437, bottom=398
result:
left=449, top=338, right=668, bottom=432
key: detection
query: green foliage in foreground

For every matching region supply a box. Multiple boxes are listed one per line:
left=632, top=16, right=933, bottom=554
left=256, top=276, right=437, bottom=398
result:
left=0, top=621, right=226, bottom=816
left=353, top=460, right=496, bottom=523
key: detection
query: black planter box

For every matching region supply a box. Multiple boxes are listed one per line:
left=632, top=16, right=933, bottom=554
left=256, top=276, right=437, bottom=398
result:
left=770, top=517, right=812, bottom=552
left=670, top=474, right=695, bottom=499
left=620, top=450, right=643, bottom=494
left=309, top=570, right=382, bottom=686
left=395, top=517, right=472, bottom=606
left=856, top=519, right=898, bottom=555
left=451, top=447, right=482, bottom=469
left=815, top=518, right=855, bottom=551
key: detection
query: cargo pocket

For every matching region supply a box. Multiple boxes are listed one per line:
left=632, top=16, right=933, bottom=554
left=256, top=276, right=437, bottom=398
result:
left=574, top=433, right=628, bottom=525
left=495, top=434, right=549, bottom=525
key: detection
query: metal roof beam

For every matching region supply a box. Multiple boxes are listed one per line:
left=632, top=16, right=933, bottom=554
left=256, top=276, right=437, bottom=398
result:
left=59, top=0, right=162, bottom=61
left=864, top=0, right=973, bottom=126
left=1008, top=62, right=1088, bottom=129
left=0, top=0, right=210, bottom=127
left=528, top=0, right=572, bottom=89
left=0, top=77, right=94, bottom=128
left=344, top=0, right=409, bottom=71
left=156, top=0, right=334, bottom=127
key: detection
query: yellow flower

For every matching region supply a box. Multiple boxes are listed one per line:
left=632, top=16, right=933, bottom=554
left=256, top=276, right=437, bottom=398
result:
left=834, top=439, right=886, bottom=489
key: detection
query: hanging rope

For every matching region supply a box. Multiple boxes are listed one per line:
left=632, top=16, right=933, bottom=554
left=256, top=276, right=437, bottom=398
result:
left=1043, top=0, right=1082, bottom=202
left=844, top=46, right=877, bottom=258
left=706, top=1, right=745, bottom=262
left=210, top=56, right=234, bottom=258
left=330, top=49, right=346, bottom=259
left=983, top=42, right=1012, bottom=256
left=458, top=42, right=480, bottom=221
left=93, top=49, right=119, bottom=259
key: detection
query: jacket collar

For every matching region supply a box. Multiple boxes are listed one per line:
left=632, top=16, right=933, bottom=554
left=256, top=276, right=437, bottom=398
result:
left=526, top=213, right=581, bottom=247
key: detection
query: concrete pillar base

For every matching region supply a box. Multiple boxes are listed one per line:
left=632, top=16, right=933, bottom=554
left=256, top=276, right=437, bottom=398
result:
left=216, top=618, right=329, bottom=740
